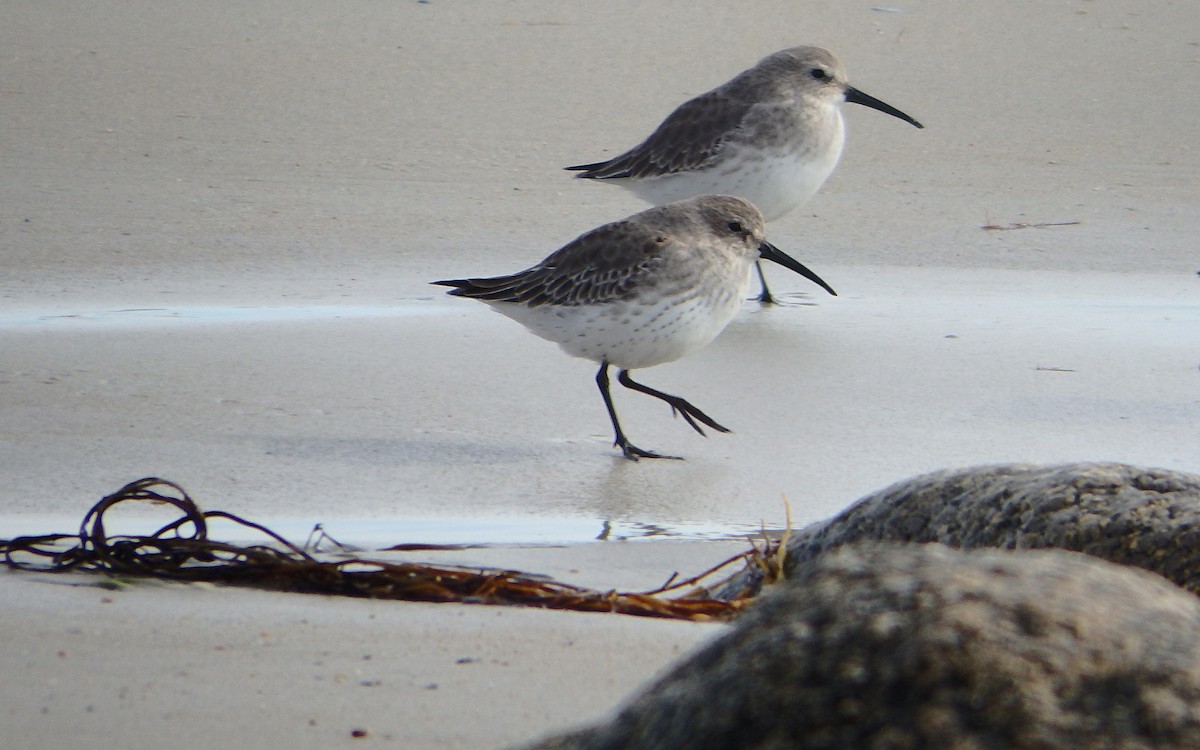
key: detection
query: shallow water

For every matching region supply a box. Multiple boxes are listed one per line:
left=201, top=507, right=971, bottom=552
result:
left=2, top=268, right=1197, bottom=543
left=0, top=304, right=441, bottom=329
left=0, top=512, right=781, bottom=547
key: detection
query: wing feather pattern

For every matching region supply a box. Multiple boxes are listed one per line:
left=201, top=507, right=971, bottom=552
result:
left=565, top=91, right=755, bottom=180
left=433, top=222, right=671, bottom=307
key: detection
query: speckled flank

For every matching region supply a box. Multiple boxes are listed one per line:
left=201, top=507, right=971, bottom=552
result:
left=506, top=278, right=746, bottom=370
left=474, top=200, right=755, bottom=370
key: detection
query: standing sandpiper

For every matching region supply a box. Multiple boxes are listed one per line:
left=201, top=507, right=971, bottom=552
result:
left=433, top=195, right=836, bottom=461
left=567, top=45, right=923, bottom=303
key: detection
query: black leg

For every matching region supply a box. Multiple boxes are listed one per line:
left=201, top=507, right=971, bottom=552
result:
left=595, top=363, right=681, bottom=461
left=617, top=370, right=731, bottom=436
left=754, top=260, right=776, bottom=305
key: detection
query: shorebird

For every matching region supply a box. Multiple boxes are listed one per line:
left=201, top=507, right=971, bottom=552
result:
left=434, top=195, right=836, bottom=461
left=567, top=45, right=923, bottom=303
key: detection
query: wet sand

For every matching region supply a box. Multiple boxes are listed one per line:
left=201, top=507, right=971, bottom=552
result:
left=2, top=1, right=1199, bottom=748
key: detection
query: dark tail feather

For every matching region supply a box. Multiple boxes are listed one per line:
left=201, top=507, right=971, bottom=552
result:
left=431, top=279, right=474, bottom=297
left=564, top=161, right=632, bottom=179
left=432, top=275, right=532, bottom=303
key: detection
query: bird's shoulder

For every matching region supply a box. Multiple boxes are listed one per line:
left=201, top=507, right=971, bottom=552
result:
left=590, top=88, right=758, bottom=179
left=436, top=220, right=679, bottom=307
left=526, top=221, right=674, bottom=304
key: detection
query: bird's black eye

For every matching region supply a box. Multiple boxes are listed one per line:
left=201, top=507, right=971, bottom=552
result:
left=810, top=67, right=827, bottom=80
left=727, top=221, right=744, bottom=233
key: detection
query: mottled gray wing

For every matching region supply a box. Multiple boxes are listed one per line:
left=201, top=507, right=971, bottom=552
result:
left=433, top=222, right=670, bottom=307
left=566, top=90, right=754, bottom=180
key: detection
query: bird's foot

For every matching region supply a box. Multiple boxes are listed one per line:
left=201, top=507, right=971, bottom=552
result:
left=666, top=400, right=732, bottom=437
left=616, top=440, right=683, bottom=462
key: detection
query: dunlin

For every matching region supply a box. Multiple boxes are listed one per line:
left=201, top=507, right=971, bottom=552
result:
left=434, top=195, right=835, bottom=461
left=567, top=45, right=923, bottom=303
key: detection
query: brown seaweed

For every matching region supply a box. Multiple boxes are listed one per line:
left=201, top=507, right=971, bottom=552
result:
left=1, top=478, right=778, bottom=621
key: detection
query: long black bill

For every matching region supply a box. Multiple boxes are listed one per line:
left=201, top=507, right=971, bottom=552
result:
left=844, top=86, right=924, bottom=129
left=758, top=242, right=837, bottom=297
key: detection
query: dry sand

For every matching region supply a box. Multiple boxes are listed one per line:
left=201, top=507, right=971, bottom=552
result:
left=2, top=1, right=1198, bottom=748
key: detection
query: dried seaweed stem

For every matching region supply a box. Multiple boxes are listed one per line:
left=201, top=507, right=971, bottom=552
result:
left=0, top=478, right=768, bottom=621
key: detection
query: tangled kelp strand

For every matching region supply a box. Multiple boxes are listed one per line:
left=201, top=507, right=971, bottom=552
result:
left=2, top=478, right=774, bottom=620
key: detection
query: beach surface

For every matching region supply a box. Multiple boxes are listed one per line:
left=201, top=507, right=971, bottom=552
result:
left=2, top=1, right=1198, bottom=747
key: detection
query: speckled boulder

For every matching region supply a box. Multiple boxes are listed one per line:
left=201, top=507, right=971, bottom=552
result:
left=520, top=544, right=1200, bottom=750
left=719, top=462, right=1200, bottom=599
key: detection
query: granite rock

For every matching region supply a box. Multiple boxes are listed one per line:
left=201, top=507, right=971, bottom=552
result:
left=521, top=544, right=1200, bottom=750
left=720, top=462, right=1200, bottom=599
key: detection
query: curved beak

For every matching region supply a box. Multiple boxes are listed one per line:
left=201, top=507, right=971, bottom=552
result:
left=844, top=86, right=924, bottom=129
left=758, top=242, right=837, bottom=297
